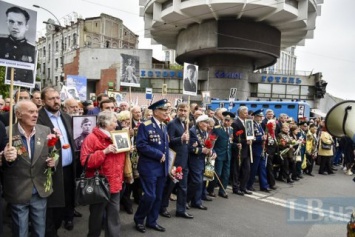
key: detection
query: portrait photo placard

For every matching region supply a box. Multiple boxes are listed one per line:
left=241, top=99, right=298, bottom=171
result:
left=111, top=130, right=131, bottom=153
left=72, top=115, right=96, bottom=151
left=183, top=63, right=198, bottom=96
left=245, top=119, right=255, bottom=140
left=120, top=54, right=140, bottom=88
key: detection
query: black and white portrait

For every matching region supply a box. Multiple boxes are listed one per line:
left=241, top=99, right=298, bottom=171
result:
left=245, top=119, right=255, bottom=140
left=0, top=1, right=37, bottom=88
left=120, top=54, right=140, bottom=87
left=183, top=63, right=198, bottom=96
left=202, top=91, right=211, bottom=105
left=73, top=115, right=96, bottom=151
left=111, top=130, right=131, bottom=153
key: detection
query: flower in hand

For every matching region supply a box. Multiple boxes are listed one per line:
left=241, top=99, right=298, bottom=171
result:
left=171, top=166, right=183, bottom=182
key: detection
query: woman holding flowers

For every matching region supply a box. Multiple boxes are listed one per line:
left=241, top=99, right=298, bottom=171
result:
left=80, top=111, right=126, bottom=237
left=277, top=123, right=296, bottom=183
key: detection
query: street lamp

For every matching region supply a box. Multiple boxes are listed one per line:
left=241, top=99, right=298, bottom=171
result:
left=33, top=4, right=64, bottom=88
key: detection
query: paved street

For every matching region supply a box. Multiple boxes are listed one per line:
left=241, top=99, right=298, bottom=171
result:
left=4, top=167, right=354, bottom=236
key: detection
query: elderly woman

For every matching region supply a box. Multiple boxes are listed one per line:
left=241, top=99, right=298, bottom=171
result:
left=265, top=119, right=278, bottom=189
left=80, top=111, right=126, bottom=237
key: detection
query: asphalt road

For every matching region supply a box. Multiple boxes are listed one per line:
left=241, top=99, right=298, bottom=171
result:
left=4, top=166, right=354, bottom=237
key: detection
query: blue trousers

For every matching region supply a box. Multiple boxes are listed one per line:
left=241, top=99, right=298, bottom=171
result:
left=134, top=175, right=166, bottom=226
left=187, top=159, right=204, bottom=206
left=10, top=193, right=47, bottom=237
left=247, top=155, right=269, bottom=190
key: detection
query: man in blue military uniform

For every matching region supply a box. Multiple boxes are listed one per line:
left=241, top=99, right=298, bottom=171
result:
left=247, top=109, right=271, bottom=192
left=0, top=6, right=35, bottom=84
left=207, top=111, right=234, bottom=198
left=134, top=99, right=170, bottom=233
left=187, top=115, right=216, bottom=210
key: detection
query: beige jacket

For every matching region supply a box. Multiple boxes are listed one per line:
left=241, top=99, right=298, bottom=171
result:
left=318, top=131, right=334, bottom=156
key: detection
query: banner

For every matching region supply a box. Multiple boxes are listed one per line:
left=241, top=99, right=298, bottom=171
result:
left=65, top=75, right=87, bottom=101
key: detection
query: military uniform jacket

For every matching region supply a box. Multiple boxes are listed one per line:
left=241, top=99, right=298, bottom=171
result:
left=3, top=124, right=52, bottom=204
left=136, top=117, right=169, bottom=177
left=212, top=125, right=233, bottom=161
left=188, top=126, right=208, bottom=163
left=252, top=121, right=265, bottom=157
left=0, top=36, right=35, bottom=63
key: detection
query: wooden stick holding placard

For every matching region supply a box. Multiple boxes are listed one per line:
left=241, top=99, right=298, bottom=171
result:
left=128, top=86, right=132, bottom=108
left=185, top=95, right=190, bottom=144
left=8, top=68, right=15, bottom=146
left=15, top=86, right=21, bottom=124
left=249, top=142, right=253, bottom=163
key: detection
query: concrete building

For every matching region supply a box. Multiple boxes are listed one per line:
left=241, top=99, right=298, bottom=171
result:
left=139, top=0, right=324, bottom=104
left=36, top=13, right=139, bottom=88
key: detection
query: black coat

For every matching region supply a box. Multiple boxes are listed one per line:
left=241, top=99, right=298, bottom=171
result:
left=167, top=117, right=189, bottom=168
left=37, top=108, right=76, bottom=208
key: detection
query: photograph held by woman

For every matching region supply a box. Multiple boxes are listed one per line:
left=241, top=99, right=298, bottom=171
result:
left=80, top=111, right=127, bottom=237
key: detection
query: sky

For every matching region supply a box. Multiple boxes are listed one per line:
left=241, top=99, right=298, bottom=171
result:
left=6, top=0, right=355, bottom=100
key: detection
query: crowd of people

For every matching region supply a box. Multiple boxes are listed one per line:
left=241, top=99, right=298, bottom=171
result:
left=0, top=88, right=354, bottom=236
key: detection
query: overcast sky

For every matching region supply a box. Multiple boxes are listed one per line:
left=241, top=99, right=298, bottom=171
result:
left=7, top=0, right=355, bottom=100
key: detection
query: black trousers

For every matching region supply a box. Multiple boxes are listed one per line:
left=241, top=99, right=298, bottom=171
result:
left=231, top=152, right=250, bottom=192
left=46, top=165, right=75, bottom=237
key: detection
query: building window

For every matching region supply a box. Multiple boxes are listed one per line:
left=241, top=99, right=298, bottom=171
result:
left=106, top=41, right=110, bottom=48
left=272, top=85, right=286, bottom=96
left=73, top=33, right=77, bottom=46
left=48, top=44, right=51, bottom=62
left=55, top=41, right=59, bottom=52
left=64, top=37, right=67, bottom=50
left=42, top=63, right=46, bottom=75
left=55, top=58, right=59, bottom=69
left=68, top=36, right=71, bottom=47
left=43, top=46, right=46, bottom=57
left=48, top=68, right=50, bottom=77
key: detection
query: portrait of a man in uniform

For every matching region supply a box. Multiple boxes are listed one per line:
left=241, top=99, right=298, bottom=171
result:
left=183, top=63, right=198, bottom=96
left=73, top=116, right=96, bottom=151
left=0, top=2, right=37, bottom=86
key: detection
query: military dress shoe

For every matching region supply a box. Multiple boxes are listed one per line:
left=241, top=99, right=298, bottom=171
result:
left=208, top=192, right=216, bottom=197
left=64, top=220, right=74, bottom=231
left=191, top=204, right=208, bottom=210
left=73, top=209, right=82, bottom=217
left=270, top=186, right=278, bottom=190
left=135, top=223, right=146, bottom=233
left=247, top=187, right=256, bottom=191
left=147, top=224, right=166, bottom=232
left=202, top=196, right=213, bottom=201
left=160, top=210, right=171, bottom=218
left=233, top=190, right=244, bottom=196
left=242, top=190, right=253, bottom=195
left=176, top=212, right=194, bottom=219
left=292, top=177, right=300, bottom=181
left=218, top=193, right=228, bottom=199
left=124, top=206, right=133, bottom=215
left=186, top=203, right=190, bottom=209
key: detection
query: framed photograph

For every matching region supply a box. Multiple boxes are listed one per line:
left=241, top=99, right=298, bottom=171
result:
left=111, top=130, right=131, bottom=153
left=168, top=148, right=176, bottom=178
left=245, top=119, right=255, bottom=140
left=202, top=91, right=211, bottom=104
left=72, top=115, right=96, bottom=151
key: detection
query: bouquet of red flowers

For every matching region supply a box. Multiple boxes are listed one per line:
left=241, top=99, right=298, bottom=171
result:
left=205, top=133, right=217, bottom=149
left=44, top=128, right=70, bottom=192
left=171, top=166, right=183, bottom=183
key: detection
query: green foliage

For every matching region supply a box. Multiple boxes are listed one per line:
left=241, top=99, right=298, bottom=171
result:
left=0, top=66, right=10, bottom=98
left=169, top=64, right=183, bottom=70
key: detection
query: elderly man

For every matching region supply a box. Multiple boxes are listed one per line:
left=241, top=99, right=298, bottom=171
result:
left=119, top=101, right=129, bottom=112
left=187, top=114, right=216, bottom=210
left=160, top=103, right=193, bottom=219
left=213, top=108, right=227, bottom=126
left=31, top=91, right=42, bottom=109
left=134, top=99, right=170, bottom=233
left=63, top=98, right=79, bottom=116
left=207, top=111, right=234, bottom=198
left=0, top=98, right=5, bottom=111
left=37, top=87, right=77, bottom=234
left=0, top=89, right=31, bottom=126
left=261, top=109, right=274, bottom=130
left=231, top=106, right=252, bottom=196
left=3, top=100, right=55, bottom=237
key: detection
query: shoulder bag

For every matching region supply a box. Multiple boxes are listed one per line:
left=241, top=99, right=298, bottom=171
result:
left=321, top=141, right=332, bottom=150
left=75, top=154, right=111, bottom=206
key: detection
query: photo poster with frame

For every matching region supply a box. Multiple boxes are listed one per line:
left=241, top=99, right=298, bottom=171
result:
left=72, top=115, right=97, bottom=151
left=111, top=130, right=131, bottom=153
left=108, top=91, right=123, bottom=103
left=202, top=91, right=211, bottom=105
left=183, top=63, right=198, bottom=96
left=1, top=0, right=38, bottom=88
left=66, top=75, right=87, bottom=101
left=245, top=119, right=255, bottom=140
left=168, top=148, right=176, bottom=178
left=120, top=54, right=140, bottom=87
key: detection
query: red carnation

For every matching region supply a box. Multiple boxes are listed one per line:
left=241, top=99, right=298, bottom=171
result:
left=235, top=130, right=244, bottom=136
left=62, top=144, right=70, bottom=149
left=47, top=137, right=58, bottom=147
left=176, top=166, right=182, bottom=173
